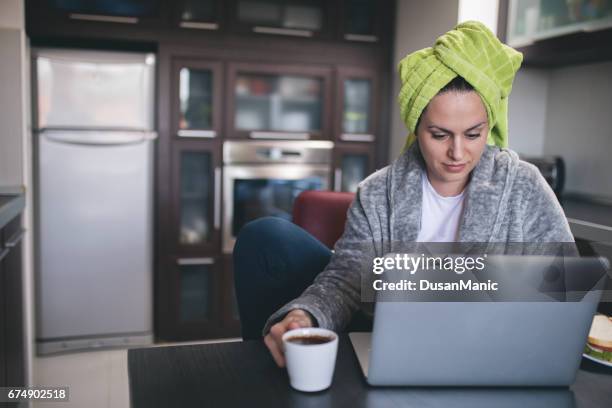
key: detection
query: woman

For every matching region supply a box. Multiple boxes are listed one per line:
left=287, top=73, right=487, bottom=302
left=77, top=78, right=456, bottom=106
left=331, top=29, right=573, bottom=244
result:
left=233, top=21, right=575, bottom=367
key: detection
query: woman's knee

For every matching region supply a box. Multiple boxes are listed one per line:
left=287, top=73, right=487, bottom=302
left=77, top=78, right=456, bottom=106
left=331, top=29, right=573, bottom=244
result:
left=234, top=216, right=295, bottom=256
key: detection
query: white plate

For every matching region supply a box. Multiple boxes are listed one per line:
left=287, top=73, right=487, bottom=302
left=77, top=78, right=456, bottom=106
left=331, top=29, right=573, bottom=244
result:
left=583, top=353, right=612, bottom=368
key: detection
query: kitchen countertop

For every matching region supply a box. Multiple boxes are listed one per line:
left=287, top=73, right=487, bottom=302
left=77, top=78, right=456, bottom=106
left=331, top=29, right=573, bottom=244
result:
left=0, top=186, right=25, bottom=230
left=563, top=196, right=612, bottom=243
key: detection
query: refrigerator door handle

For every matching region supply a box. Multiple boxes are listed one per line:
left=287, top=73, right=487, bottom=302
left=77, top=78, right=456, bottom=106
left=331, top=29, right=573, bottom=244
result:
left=38, top=129, right=158, bottom=146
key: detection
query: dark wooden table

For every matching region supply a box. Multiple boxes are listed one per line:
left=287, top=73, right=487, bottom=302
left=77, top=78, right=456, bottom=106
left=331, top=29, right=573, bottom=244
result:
left=128, top=335, right=612, bottom=408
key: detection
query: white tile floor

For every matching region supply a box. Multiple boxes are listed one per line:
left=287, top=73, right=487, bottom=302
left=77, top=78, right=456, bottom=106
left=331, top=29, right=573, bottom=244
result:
left=32, top=338, right=241, bottom=408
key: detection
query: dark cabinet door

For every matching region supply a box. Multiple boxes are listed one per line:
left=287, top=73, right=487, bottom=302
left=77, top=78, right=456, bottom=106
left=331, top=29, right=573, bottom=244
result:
left=160, top=255, right=224, bottom=340
left=333, top=144, right=375, bottom=193
left=335, top=66, right=378, bottom=143
left=230, top=0, right=331, bottom=39
left=170, top=140, right=222, bottom=256
left=0, top=238, right=5, bottom=387
left=339, top=0, right=381, bottom=43
left=174, top=0, right=225, bottom=31
left=3, top=221, right=24, bottom=387
left=171, top=59, right=223, bottom=140
left=227, top=62, right=332, bottom=140
left=26, top=0, right=167, bottom=28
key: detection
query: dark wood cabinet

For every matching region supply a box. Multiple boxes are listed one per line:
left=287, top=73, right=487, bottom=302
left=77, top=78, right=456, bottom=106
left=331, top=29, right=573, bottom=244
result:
left=0, top=214, right=25, bottom=388
left=30, top=2, right=395, bottom=341
left=159, top=255, right=224, bottom=340
left=339, top=0, right=381, bottom=43
left=157, top=139, right=234, bottom=340
left=26, top=0, right=169, bottom=30
left=226, top=62, right=333, bottom=140
left=229, top=0, right=332, bottom=40
left=0, top=243, right=5, bottom=388
left=173, top=0, right=226, bottom=31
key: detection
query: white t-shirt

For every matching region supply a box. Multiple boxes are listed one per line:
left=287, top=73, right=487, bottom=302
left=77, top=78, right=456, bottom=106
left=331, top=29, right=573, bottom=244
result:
left=416, top=173, right=466, bottom=242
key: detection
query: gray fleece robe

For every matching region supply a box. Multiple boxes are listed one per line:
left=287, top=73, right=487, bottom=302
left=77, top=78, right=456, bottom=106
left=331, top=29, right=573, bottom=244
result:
left=263, top=143, right=575, bottom=334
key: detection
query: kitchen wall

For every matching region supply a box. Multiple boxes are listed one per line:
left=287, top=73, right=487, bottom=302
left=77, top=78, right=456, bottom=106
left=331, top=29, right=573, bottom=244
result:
left=0, top=1, right=26, bottom=187
left=507, top=68, right=550, bottom=156
left=389, top=0, right=459, bottom=160
left=0, top=0, right=34, bottom=393
left=543, top=61, right=612, bottom=199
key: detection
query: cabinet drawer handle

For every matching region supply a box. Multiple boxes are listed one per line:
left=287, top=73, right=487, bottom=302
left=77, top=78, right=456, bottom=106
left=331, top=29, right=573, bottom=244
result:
left=340, top=133, right=375, bottom=142
left=180, top=21, right=219, bottom=30
left=253, top=26, right=313, bottom=37
left=69, top=13, right=139, bottom=24
left=177, top=258, right=215, bottom=266
left=344, top=34, right=378, bottom=42
left=0, top=248, right=8, bottom=262
left=177, top=129, right=217, bottom=138
left=214, top=167, right=221, bottom=230
left=250, top=132, right=310, bottom=140
left=6, top=228, right=25, bottom=248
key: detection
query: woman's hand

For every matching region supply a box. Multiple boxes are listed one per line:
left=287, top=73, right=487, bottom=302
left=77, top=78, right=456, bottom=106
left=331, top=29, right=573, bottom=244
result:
left=264, top=309, right=313, bottom=367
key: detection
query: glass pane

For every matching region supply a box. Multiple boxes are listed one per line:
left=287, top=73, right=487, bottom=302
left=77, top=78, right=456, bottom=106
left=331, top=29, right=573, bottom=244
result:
left=237, top=0, right=323, bottom=30
left=180, top=0, right=216, bottom=22
left=345, top=0, right=376, bottom=35
left=234, top=73, right=322, bottom=132
left=179, top=68, right=213, bottom=130
left=343, top=78, right=371, bottom=134
left=509, top=0, right=612, bottom=44
left=341, top=154, right=368, bottom=193
left=179, top=264, right=212, bottom=322
left=232, top=177, right=324, bottom=235
left=52, top=0, right=159, bottom=17
left=180, top=152, right=212, bottom=244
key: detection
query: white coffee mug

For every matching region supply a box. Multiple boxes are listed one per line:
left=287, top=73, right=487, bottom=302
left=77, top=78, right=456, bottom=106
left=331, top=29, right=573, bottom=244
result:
left=282, top=327, right=339, bottom=392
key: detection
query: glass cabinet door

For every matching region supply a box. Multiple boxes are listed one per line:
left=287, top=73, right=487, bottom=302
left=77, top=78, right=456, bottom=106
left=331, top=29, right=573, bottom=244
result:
left=334, top=146, right=374, bottom=193
left=234, top=0, right=326, bottom=37
left=161, top=256, right=223, bottom=340
left=336, top=67, right=377, bottom=142
left=173, top=60, right=222, bottom=138
left=343, top=0, right=379, bottom=42
left=229, top=63, right=331, bottom=139
left=176, top=0, right=221, bottom=30
left=178, top=259, right=217, bottom=323
left=507, top=0, right=612, bottom=46
left=172, top=141, right=221, bottom=253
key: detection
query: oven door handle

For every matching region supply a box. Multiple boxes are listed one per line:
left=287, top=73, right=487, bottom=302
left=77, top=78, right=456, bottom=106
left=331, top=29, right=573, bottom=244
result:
left=214, top=167, right=221, bottom=230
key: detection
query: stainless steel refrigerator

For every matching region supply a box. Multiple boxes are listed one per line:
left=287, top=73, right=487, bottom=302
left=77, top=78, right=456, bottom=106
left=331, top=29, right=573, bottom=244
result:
left=33, top=49, right=155, bottom=354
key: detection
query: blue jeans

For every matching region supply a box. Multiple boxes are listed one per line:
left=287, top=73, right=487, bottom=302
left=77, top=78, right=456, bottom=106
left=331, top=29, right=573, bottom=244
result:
left=233, top=217, right=332, bottom=340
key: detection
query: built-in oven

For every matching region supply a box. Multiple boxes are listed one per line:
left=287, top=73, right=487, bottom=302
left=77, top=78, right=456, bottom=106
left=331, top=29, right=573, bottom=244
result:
left=222, top=140, right=333, bottom=253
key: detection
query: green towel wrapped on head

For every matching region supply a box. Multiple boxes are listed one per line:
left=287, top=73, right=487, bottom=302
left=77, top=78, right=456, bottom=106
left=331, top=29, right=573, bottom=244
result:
left=398, top=21, right=523, bottom=151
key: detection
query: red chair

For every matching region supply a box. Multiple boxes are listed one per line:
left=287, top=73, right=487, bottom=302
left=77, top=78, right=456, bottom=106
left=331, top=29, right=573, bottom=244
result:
left=292, top=190, right=355, bottom=249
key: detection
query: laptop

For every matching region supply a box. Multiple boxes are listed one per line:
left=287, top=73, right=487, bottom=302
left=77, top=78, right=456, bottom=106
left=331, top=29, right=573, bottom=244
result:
left=350, top=255, right=609, bottom=386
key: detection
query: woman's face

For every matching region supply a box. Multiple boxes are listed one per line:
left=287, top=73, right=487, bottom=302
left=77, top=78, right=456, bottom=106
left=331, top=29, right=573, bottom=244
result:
left=416, top=90, right=488, bottom=196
